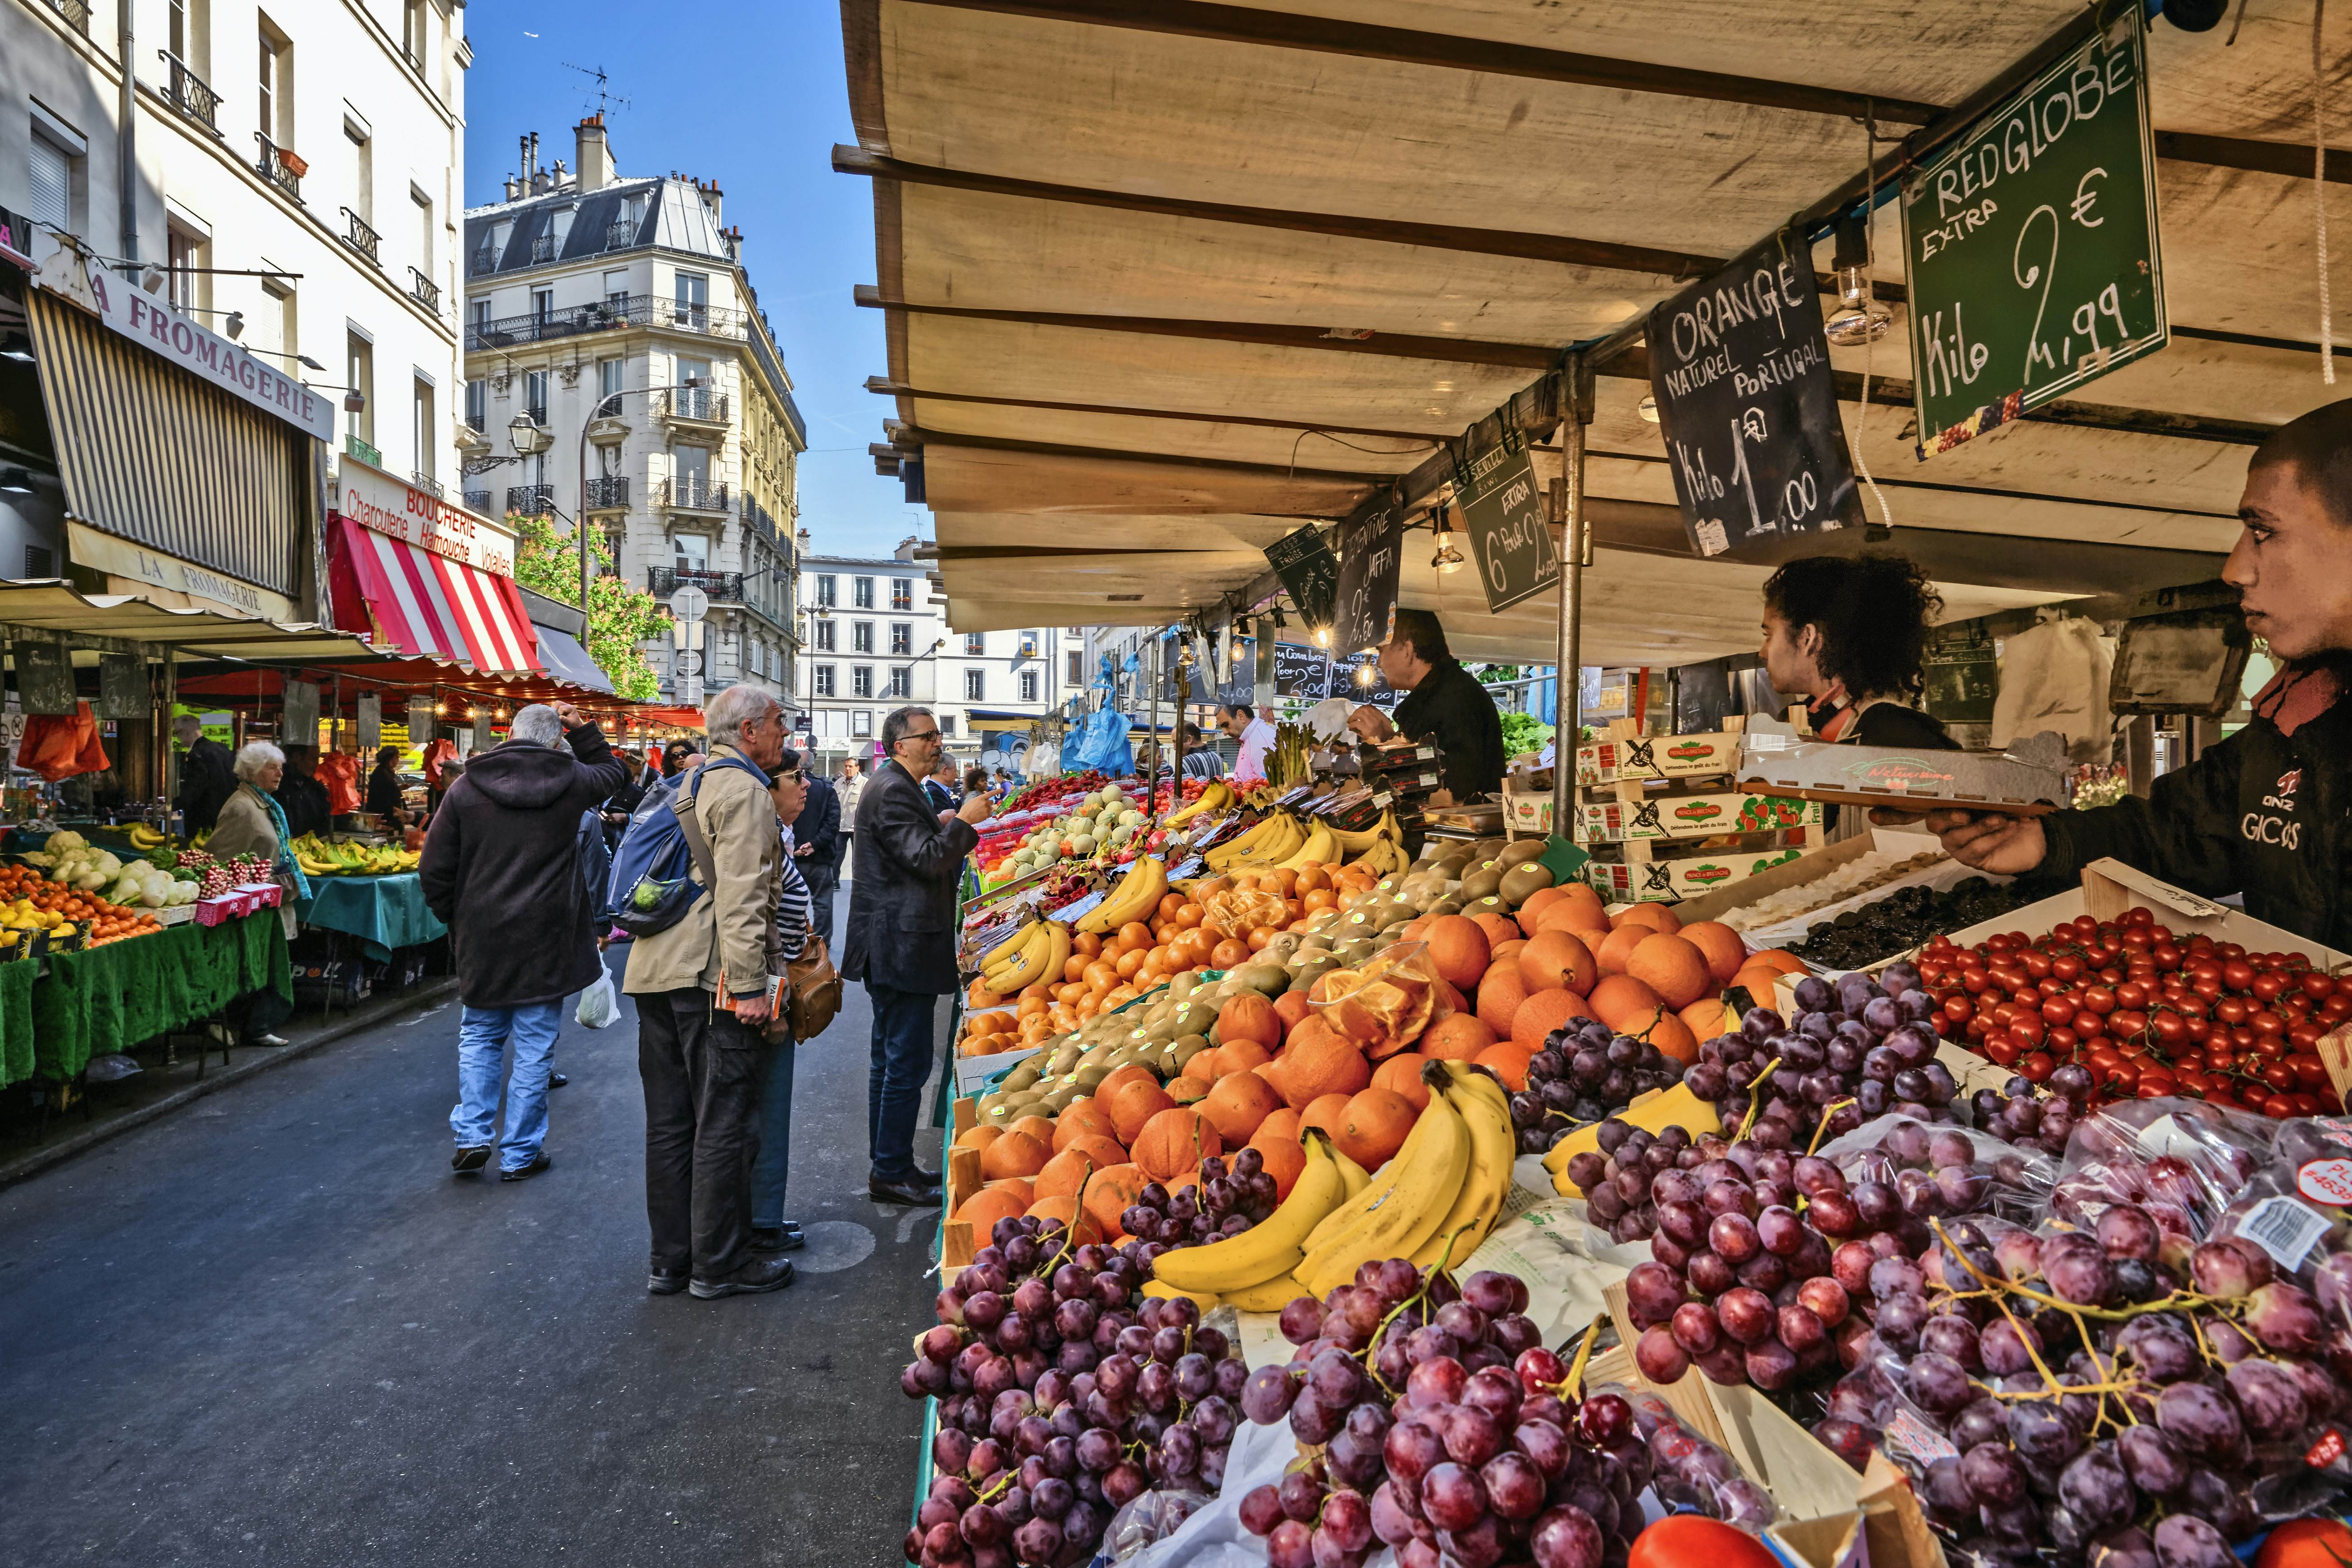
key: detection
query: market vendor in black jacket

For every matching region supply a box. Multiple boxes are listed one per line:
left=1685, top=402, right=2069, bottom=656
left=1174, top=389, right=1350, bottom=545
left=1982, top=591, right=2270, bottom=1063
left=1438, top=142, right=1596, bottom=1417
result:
left=1924, top=400, right=2352, bottom=951
left=1761, top=554, right=1962, bottom=753
left=1378, top=609, right=1505, bottom=799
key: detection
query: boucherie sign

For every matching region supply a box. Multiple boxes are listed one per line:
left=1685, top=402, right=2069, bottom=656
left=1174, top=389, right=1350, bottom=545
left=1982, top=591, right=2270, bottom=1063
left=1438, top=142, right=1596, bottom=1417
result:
left=69, top=254, right=337, bottom=442
left=337, top=454, right=517, bottom=577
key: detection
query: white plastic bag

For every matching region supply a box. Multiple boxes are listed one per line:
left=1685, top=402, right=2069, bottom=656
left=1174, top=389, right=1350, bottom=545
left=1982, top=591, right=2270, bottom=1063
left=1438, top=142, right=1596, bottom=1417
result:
left=574, top=963, right=618, bottom=1029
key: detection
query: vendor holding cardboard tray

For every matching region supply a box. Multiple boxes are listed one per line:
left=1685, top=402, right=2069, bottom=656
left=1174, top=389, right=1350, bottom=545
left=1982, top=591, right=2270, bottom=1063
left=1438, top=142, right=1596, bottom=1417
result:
left=1915, top=401, right=2352, bottom=950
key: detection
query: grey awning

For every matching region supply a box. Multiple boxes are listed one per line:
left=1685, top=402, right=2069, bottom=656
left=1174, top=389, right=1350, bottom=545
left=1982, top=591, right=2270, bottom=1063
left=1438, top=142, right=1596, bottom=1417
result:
left=530, top=623, right=615, bottom=695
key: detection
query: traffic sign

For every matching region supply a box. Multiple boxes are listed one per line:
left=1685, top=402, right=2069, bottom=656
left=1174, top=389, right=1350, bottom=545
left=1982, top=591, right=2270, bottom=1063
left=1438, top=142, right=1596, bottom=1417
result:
left=676, top=650, right=704, bottom=677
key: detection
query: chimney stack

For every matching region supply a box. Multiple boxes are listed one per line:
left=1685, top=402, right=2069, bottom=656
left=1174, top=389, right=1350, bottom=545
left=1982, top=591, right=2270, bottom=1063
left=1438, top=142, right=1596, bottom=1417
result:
left=575, top=114, right=612, bottom=191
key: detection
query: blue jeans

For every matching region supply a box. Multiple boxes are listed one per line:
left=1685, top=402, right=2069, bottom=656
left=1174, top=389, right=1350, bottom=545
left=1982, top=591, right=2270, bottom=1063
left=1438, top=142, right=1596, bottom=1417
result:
left=867, top=982, right=937, bottom=1183
left=751, top=1033, right=797, bottom=1228
left=451, top=1001, right=563, bottom=1172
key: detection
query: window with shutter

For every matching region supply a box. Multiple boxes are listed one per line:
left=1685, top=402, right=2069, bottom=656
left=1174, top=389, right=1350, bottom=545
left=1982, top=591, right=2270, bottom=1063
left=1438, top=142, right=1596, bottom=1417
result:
left=28, top=136, right=69, bottom=231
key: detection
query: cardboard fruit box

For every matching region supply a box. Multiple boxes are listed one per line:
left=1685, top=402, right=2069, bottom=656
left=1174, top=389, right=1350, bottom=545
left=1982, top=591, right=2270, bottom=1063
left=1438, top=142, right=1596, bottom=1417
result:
left=1575, top=731, right=1741, bottom=785
left=1735, top=717, right=2068, bottom=815
left=1585, top=845, right=1809, bottom=904
left=1576, top=791, right=1820, bottom=844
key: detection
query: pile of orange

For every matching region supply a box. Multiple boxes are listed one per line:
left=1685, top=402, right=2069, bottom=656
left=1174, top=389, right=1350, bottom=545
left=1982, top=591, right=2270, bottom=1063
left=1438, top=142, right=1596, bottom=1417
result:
left=0, top=863, right=163, bottom=947
left=960, top=862, right=1391, bottom=1045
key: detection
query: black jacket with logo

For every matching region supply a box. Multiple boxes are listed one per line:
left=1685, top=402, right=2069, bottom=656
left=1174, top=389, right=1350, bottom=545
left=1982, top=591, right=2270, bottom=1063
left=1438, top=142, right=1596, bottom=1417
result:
left=1393, top=658, right=1506, bottom=800
left=2041, top=693, right=2349, bottom=952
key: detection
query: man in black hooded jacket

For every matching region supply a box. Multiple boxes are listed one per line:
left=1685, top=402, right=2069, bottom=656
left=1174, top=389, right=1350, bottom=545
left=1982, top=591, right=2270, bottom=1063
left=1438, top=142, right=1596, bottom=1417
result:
left=1924, top=400, right=2352, bottom=953
left=420, top=701, right=627, bottom=1180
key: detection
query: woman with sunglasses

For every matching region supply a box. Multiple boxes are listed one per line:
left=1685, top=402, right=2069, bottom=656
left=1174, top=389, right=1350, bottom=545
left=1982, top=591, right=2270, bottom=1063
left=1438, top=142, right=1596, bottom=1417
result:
left=749, top=750, right=817, bottom=1254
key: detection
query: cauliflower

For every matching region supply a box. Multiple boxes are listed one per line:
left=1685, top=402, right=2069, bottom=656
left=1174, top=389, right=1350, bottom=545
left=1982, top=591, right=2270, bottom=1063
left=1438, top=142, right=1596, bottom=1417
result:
left=46, top=830, right=86, bottom=854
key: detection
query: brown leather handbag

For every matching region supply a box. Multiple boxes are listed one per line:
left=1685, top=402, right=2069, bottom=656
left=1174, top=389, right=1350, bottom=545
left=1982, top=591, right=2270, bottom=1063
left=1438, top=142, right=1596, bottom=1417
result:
left=782, top=935, right=843, bottom=1041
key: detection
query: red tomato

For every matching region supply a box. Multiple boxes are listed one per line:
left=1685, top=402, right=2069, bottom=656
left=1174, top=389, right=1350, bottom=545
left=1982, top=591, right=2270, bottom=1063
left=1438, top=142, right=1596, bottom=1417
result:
left=2293, top=1054, right=2330, bottom=1089
left=2019, top=1050, right=2056, bottom=1083
left=2112, top=1010, right=2149, bottom=1038
left=2009, top=1014, right=2047, bottom=1048
left=2115, top=982, right=2148, bottom=1010
left=2303, top=973, right=2339, bottom=1002
left=1982, top=1036, right=2022, bottom=1066
left=2216, top=996, right=2250, bottom=1026
left=2251, top=1009, right=2288, bottom=1037
left=2253, top=973, right=2289, bottom=1004
left=2079, top=986, right=2117, bottom=1015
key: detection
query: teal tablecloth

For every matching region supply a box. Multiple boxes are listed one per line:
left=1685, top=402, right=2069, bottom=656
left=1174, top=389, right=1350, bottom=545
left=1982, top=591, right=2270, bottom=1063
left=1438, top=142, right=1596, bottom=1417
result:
left=295, top=873, right=446, bottom=961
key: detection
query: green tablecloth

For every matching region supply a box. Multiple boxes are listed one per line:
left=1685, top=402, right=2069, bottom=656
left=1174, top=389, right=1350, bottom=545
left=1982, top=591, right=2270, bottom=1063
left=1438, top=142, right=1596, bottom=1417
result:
left=8, top=914, right=292, bottom=1086
left=295, top=873, right=446, bottom=962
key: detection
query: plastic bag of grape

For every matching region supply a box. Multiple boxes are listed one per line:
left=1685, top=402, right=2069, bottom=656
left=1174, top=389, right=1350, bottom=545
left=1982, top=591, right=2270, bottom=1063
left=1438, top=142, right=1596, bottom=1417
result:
left=2044, top=1094, right=2278, bottom=1244
left=1811, top=1114, right=2061, bottom=1231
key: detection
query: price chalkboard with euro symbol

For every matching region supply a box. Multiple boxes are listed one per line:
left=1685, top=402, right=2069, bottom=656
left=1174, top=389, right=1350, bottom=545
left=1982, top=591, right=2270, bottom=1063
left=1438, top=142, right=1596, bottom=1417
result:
left=1646, top=237, right=1864, bottom=560
left=1455, top=440, right=1559, bottom=613
left=1901, top=22, right=2165, bottom=456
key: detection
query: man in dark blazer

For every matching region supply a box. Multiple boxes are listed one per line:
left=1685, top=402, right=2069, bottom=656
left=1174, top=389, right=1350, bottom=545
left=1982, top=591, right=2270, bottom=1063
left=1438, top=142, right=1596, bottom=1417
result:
left=171, top=714, right=237, bottom=835
left=419, top=701, right=628, bottom=1180
left=792, top=767, right=842, bottom=948
left=841, top=705, right=989, bottom=1204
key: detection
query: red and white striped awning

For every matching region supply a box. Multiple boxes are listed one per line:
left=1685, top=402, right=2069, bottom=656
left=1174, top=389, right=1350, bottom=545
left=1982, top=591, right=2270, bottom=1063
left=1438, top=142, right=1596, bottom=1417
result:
left=328, top=514, right=543, bottom=675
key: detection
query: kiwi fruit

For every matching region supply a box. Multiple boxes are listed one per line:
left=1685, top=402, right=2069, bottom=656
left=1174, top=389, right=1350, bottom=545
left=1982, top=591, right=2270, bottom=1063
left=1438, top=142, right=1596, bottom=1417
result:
left=1426, top=896, right=1464, bottom=917
left=1169, top=1035, right=1210, bottom=1073
left=1499, top=862, right=1556, bottom=906
left=1496, top=840, right=1549, bottom=869
left=1336, top=936, right=1378, bottom=966
left=1240, top=962, right=1290, bottom=996
left=1463, top=895, right=1508, bottom=920
left=1459, top=865, right=1505, bottom=902
left=1290, top=952, right=1340, bottom=989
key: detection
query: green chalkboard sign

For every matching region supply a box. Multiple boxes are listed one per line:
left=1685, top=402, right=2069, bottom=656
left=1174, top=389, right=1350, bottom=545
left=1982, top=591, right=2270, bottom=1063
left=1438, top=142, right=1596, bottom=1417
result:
left=1262, top=524, right=1338, bottom=633
left=1456, top=440, right=1559, bottom=613
left=1901, top=22, right=2165, bottom=456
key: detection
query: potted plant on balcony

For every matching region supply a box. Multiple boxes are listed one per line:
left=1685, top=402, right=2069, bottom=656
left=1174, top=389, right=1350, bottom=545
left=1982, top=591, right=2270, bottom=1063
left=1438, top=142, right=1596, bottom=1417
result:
left=278, top=148, right=309, bottom=177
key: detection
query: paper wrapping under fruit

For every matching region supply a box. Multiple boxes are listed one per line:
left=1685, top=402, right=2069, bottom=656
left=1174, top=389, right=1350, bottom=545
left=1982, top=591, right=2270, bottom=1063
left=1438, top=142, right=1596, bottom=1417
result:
left=1306, top=941, right=1438, bottom=1056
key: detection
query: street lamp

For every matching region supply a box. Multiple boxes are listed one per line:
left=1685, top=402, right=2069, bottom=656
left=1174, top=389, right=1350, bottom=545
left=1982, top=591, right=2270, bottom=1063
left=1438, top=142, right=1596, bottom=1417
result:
left=575, top=381, right=710, bottom=615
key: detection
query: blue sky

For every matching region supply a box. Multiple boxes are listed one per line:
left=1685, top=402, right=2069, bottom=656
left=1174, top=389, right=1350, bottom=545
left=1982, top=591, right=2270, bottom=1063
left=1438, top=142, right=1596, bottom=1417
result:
left=464, top=0, right=927, bottom=559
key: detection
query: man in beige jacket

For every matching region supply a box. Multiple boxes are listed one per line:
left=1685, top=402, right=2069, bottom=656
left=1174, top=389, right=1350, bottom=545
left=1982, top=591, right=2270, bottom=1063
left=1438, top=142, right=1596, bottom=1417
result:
left=622, top=685, right=794, bottom=1300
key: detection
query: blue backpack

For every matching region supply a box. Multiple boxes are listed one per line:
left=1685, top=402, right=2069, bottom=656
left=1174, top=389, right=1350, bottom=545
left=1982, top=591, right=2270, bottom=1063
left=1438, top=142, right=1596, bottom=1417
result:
left=605, top=756, right=768, bottom=937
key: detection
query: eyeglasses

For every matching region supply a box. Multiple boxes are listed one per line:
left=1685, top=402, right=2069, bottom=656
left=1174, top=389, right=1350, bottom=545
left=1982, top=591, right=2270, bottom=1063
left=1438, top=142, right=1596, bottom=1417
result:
left=901, top=728, right=941, bottom=742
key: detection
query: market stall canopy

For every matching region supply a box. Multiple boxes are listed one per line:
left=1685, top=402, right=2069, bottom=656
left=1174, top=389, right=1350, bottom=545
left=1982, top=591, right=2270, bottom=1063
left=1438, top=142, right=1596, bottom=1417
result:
left=326, top=516, right=543, bottom=678
left=0, top=582, right=382, bottom=663
left=841, top=0, right=2349, bottom=662
left=529, top=625, right=617, bottom=696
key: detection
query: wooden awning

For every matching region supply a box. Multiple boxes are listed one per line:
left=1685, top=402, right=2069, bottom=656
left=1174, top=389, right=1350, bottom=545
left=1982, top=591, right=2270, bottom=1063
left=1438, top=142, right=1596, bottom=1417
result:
left=841, top=0, right=2352, bottom=662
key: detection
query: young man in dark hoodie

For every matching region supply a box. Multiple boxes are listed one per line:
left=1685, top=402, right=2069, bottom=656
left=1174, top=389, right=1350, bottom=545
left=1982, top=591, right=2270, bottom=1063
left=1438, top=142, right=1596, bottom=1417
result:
left=1922, top=399, right=2352, bottom=952
left=419, top=701, right=628, bottom=1180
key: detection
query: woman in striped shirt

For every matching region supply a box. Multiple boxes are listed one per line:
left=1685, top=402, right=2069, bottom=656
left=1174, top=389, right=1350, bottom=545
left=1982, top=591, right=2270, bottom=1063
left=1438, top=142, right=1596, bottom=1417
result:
left=751, top=750, right=817, bottom=1254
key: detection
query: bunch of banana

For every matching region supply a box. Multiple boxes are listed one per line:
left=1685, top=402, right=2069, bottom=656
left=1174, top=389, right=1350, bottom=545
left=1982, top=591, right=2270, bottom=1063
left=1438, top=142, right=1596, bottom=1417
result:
left=1148, top=1132, right=1349, bottom=1303
left=1161, top=779, right=1232, bottom=828
left=1328, top=807, right=1404, bottom=857
left=1275, top=818, right=1338, bottom=870
left=1347, top=836, right=1410, bottom=877
left=1203, top=813, right=1303, bottom=873
left=1289, top=1060, right=1516, bottom=1295
left=125, top=823, right=173, bottom=851
left=982, top=918, right=1071, bottom=994
left=292, top=833, right=421, bottom=877
left=1076, top=855, right=1166, bottom=935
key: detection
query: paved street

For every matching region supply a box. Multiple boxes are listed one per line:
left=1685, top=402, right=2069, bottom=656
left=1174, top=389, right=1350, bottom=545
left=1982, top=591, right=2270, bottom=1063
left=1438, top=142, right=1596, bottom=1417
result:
left=0, top=935, right=943, bottom=1566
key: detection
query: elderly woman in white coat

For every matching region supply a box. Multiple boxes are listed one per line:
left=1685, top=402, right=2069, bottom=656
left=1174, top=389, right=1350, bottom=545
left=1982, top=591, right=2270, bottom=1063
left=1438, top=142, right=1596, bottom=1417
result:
left=206, top=741, right=305, bottom=1044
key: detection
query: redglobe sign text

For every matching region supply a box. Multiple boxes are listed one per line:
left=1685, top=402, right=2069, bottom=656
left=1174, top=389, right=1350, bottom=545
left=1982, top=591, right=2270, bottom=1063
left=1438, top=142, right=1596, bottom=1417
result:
left=81, top=259, right=337, bottom=442
left=337, top=457, right=517, bottom=577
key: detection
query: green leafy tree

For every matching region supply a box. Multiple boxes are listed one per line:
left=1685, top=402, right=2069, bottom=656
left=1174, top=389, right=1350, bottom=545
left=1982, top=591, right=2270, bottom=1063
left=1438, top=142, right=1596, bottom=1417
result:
left=510, top=514, right=665, bottom=702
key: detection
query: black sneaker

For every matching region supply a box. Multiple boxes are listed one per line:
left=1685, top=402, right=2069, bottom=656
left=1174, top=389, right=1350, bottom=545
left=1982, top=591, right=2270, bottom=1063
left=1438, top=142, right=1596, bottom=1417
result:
left=749, top=1223, right=805, bottom=1253
left=647, top=1266, right=689, bottom=1296
left=500, top=1152, right=553, bottom=1182
left=548, top=1071, right=569, bottom=1088
left=452, top=1145, right=492, bottom=1175
left=690, top=1256, right=795, bottom=1298
left=869, top=1172, right=942, bottom=1206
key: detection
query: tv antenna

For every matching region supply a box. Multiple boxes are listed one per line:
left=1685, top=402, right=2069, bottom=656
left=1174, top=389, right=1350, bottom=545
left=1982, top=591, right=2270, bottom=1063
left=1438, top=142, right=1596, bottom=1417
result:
left=562, top=62, right=630, bottom=120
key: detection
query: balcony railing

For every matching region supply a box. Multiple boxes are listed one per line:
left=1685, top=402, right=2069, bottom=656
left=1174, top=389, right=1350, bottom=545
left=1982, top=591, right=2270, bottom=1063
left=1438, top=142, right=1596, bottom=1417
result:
left=649, top=567, right=744, bottom=602
left=346, top=433, right=382, bottom=466
left=410, top=472, right=443, bottom=499
left=42, top=0, right=89, bottom=32
left=255, top=134, right=301, bottom=201
left=464, top=489, right=492, bottom=513
left=659, top=387, right=729, bottom=424
left=159, top=52, right=222, bottom=134
left=506, top=484, right=555, bottom=517
left=583, top=476, right=630, bottom=511
left=657, top=477, right=729, bottom=514
left=529, top=233, right=558, bottom=264
left=606, top=219, right=636, bottom=250
left=469, top=244, right=498, bottom=277
left=408, top=267, right=440, bottom=312
left=340, top=207, right=381, bottom=266
left=462, top=293, right=755, bottom=350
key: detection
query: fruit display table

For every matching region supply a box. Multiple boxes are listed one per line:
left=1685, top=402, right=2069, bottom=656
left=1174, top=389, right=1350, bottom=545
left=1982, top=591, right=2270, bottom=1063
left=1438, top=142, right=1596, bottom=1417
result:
left=294, top=873, right=446, bottom=963
left=8, top=912, right=291, bottom=1086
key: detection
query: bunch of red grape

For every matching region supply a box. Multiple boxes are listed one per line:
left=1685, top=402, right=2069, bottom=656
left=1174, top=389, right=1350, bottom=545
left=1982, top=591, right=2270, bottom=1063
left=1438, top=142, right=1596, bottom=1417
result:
left=1614, top=1116, right=2047, bottom=1395
left=1516, top=1020, right=1688, bottom=1150
left=1916, top=905, right=2348, bottom=1116
left=1834, top=1200, right=2352, bottom=1568
left=1693, top=966, right=1955, bottom=1153
left=903, top=1215, right=1240, bottom=1568
left=1967, top=1066, right=2094, bottom=1158
left=1235, top=1262, right=1689, bottom=1568
left=1558, top=1122, right=1711, bottom=1248
left=1119, top=1150, right=1276, bottom=1251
